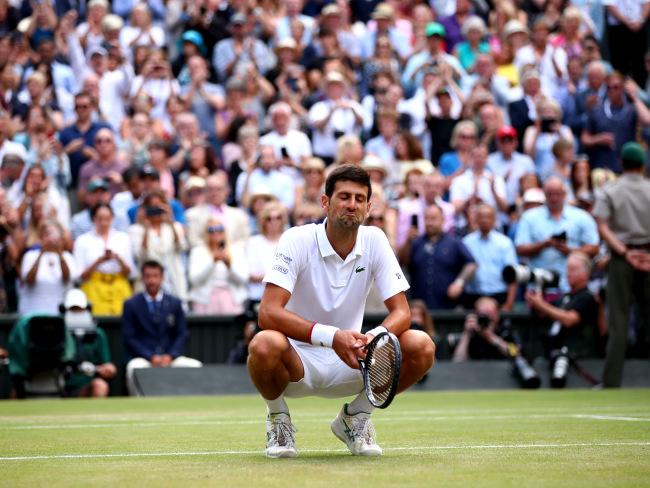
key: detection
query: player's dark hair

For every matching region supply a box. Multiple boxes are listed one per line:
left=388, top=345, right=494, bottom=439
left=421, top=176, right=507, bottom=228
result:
left=325, top=164, right=372, bottom=200
left=141, top=259, right=164, bottom=274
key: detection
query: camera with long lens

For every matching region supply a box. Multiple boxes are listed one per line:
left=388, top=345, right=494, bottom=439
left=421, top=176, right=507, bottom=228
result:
left=502, top=265, right=560, bottom=291
left=550, top=346, right=570, bottom=388
left=512, top=355, right=541, bottom=389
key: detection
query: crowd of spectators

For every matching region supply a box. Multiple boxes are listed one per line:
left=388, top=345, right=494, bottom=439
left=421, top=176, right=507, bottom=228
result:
left=0, top=0, right=649, bottom=375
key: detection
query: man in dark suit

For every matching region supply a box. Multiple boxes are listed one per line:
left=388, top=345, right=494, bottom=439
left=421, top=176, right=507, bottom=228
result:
left=508, top=70, right=543, bottom=150
left=122, top=260, right=201, bottom=395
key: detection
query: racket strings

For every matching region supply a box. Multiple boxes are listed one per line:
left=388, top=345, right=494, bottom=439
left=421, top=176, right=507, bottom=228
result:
left=367, top=343, right=397, bottom=403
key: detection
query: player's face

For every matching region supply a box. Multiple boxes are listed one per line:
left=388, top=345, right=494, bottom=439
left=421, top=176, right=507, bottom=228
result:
left=323, top=180, right=370, bottom=230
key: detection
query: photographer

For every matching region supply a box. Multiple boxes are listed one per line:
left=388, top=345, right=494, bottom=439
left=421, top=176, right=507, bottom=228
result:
left=63, top=289, right=116, bottom=398
left=453, top=297, right=512, bottom=361
left=525, top=252, right=598, bottom=362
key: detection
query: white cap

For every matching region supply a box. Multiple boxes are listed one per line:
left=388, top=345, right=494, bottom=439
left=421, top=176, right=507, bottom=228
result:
left=522, top=188, right=546, bottom=204
left=64, top=289, right=89, bottom=310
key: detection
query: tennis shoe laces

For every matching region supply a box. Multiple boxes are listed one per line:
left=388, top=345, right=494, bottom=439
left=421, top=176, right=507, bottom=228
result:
left=266, top=412, right=298, bottom=458
left=331, top=404, right=382, bottom=456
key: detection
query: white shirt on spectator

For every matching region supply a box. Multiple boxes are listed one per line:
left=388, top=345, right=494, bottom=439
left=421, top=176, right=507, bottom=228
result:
left=73, top=228, right=136, bottom=278
left=308, top=99, right=368, bottom=158
left=603, top=0, right=650, bottom=24
left=259, top=129, right=313, bottom=173
left=487, top=150, right=536, bottom=205
left=450, top=169, right=507, bottom=211
left=235, top=168, right=296, bottom=211
left=130, top=76, right=180, bottom=124
left=18, top=250, right=78, bottom=314
left=246, top=234, right=280, bottom=302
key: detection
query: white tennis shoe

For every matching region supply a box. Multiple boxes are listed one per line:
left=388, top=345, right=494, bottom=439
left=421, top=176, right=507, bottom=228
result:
left=266, top=412, right=298, bottom=458
left=331, top=404, right=383, bottom=456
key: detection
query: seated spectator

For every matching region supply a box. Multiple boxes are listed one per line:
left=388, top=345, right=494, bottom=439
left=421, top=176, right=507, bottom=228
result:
left=74, top=203, right=135, bottom=315
left=122, top=260, right=202, bottom=396
left=77, top=128, right=128, bottom=202
left=188, top=219, right=249, bottom=315
left=62, top=288, right=117, bottom=398
left=542, top=138, right=574, bottom=190
left=186, top=171, right=250, bottom=248
left=569, top=155, right=594, bottom=209
left=18, top=221, right=77, bottom=315
left=439, top=120, right=478, bottom=190
left=71, top=178, right=118, bottom=240
left=235, top=145, right=296, bottom=211
left=399, top=203, right=477, bottom=310
left=515, top=176, right=599, bottom=292
left=226, top=125, right=259, bottom=202
left=245, top=201, right=288, bottom=306
left=18, top=192, right=73, bottom=255
left=129, top=190, right=188, bottom=303
left=294, top=157, right=326, bottom=210
left=454, top=16, right=490, bottom=73
left=525, top=252, right=599, bottom=360
left=118, top=112, right=154, bottom=168
left=462, top=204, right=518, bottom=310
left=111, top=168, right=142, bottom=230
left=145, top=139, right=175, bottom=200
left=177, top=140, right=219, bottom=193
left=179, top=176, right=206, bottom=211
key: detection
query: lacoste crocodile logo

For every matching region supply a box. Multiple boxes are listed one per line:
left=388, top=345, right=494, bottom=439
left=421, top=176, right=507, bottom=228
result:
left=355, top=266, right=365, bottom=273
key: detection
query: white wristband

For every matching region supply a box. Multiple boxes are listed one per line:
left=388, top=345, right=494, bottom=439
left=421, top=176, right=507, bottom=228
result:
left=310, top=323, right=338, bottom=348
left=367, top=325, right=389, bottom=337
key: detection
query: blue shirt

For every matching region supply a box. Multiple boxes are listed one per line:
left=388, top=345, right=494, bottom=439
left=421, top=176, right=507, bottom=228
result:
left=463, top=230, right=518, bottom=294
left=59, top=121, right=113, bottom=188
left=514, top=205, right=599, bottom=290
left=127, top=199, right=187, bottom=226
left=408, top=232, right=476, bottom=309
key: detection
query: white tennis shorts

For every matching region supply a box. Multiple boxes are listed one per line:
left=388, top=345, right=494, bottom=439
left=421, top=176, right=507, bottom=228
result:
left=284, top=339, right=364, bottom=398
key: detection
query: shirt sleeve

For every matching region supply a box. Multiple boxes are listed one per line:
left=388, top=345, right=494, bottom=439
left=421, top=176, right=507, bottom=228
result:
left=591, top=188, right=611, bottom=221
left=514, top=211, right=534, bottom=246
left=263, top=228, right=305, bottom=294
left=370, top=228, right=410, bottom=300
left=579, top=211, right=600, bottom=245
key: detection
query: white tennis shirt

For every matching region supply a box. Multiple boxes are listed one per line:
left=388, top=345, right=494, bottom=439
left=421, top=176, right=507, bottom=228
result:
left=263, top=221, right=409, bottom=335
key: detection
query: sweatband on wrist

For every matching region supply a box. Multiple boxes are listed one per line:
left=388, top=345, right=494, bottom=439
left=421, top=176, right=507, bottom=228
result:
left=367, top=325, right=389, bottom=337
left=310, top=323, right=338, bottom=348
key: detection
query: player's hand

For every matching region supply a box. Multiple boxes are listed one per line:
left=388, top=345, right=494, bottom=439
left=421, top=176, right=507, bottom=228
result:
left=332, top=330, right=368, bottom=370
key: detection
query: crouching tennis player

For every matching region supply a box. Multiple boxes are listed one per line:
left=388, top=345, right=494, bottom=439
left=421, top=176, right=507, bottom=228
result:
left=247, top=165, right=435, bottom=458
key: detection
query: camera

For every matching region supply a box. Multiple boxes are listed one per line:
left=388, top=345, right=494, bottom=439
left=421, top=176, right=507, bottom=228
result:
left=540, top=118, right=556, bottom=133
left=218, top=240, right=226, bottom=249
left=502, top=265, right=559, bottom=290
left=477, top=313, right=491, bottom=329
left=551, top=231, right=567, bottom=242
left=146, top=206, right=165, bottom=217
left=550, top=346, right=570, bottom=388
left=512, top=355, right=541, bottom=389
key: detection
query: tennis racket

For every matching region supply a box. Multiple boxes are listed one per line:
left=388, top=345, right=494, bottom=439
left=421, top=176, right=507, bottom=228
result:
left=358, top=332, right=401, bottom=409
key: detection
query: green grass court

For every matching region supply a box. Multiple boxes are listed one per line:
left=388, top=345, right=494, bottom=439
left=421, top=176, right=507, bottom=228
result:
left=2, top=389, right=650, bottom=487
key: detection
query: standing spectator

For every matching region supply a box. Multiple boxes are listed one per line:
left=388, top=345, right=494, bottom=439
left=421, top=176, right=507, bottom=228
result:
left=462, top=204, right=518, bottom=310
left=129, top=190, right=188, bottom=303
left=294, top=157, right=326, bottom=210
left=18, top=220, right=77, bottom=314
left=581, top=72, right=641, bottom=173
left=439, top=0, right=474, bottom=53
left=118, top=3, right=165, bottom=54
left=187, top=219, right=249, bottom=315
left=58, top=92, right=113, bottom=190
left=235, top=145, right=296, bottom=211
left=71, top=178, right=116, bottom=240
left=361, top=3, right=411, bottom=62
left=592, top=143, right=650, bottom=387
left=212, top=12, right=275, bottom=82
left=487, top=125, right=536, bottom=205
left=308, top=71, right=368, bottom=165
left=439, top=120, right=478, bottom=189
left=126, top=166, right=186, bottom=225
left=130, top=51, right=180, bottom=124
left=515, top=176, right=599, bottom=292
left=186, top=171, right=250, bottom=248
left=77, top=129, right=128, bottom=201
left=567, top=61, right=607, bottom=141
left=399, top=203, right=477, bottom=310
left=259, top=101, right=313, bottom=174
left=122, top=260, right=202, bottom=396
left=508, top=70, right=544, bottom=149
left=603, top=0, right=650, bottom=86
left=74, top=203, right=135, bottom=316
left=111, top=168, right=142, bottom=231
left=450, top=143, right=508, bottom=217
left=245, top=201, right=288, bottom=306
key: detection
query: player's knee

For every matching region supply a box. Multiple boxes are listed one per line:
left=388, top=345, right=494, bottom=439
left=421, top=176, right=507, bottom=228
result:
left=402, top=330, right=435, bottom=367
left=248, top=330, right=288, bottom=362
left=91, top=378, right=109, bottom=397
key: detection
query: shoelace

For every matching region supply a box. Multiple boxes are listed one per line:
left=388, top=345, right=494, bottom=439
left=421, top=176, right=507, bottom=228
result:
left=268, top=417, right=297, bottom=447
left=350, top=416, right=377, bottom=446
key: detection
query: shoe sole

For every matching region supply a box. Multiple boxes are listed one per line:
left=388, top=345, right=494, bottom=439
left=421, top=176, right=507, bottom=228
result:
left=266, top=449, right=298, bottom=459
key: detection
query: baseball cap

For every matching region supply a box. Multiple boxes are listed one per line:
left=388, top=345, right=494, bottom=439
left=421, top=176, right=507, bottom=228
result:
left=520, top=69, right=541, bottom=84
left=324, top=71, right=347, bottom=85
left=496, top=126, right=518, bottom=139
left=185, top=176, right=207, bottom=190
left=139, top=166, right=160, bottom=179
left=322, top=4, right=341, bottom=15
left=425, top=22, right=446, bottom=38
left=86, top=46, right=108, bottom=62
left=620, top=141, right=647, bottom=167
left=181, top=30, right=206, bottom=54
left=64, top=289, right=89, bottom=310
left=87, top=178, right=109, bottom=192
left=504, top=20, right=528, bottom=37
left=231, top=12, right=247, bottom=25
left=361, top=154, right=388, bottom=177
left=276, top=37, right=297, bottom=51
left=522, top=188, right=546, bottom=204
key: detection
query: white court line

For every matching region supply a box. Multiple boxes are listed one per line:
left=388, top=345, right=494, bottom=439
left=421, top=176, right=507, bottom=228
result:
left=574, top=415, right=650, bottom=422
left=2, top=441, right=650, bottom=462
left=3, top=412, right=650, bottom=431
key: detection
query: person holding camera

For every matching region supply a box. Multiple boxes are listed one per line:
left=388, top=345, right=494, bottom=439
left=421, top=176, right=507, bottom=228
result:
left=188, top=218, right=249, bottom=315
left=452, top=297, right=512, bottom=361
left=129, top=190, right=188, bottom=303
left=62, top=289, right=116, bottom=398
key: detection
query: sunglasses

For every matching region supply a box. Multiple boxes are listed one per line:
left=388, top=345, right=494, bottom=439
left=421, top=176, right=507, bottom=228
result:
left=207, top=225, right=225, bottom=233
left=75, top=104, right=90, bottom=109
left=95, top=138, right=113, bottom=144
left=265, top=215, right=283, bottom=222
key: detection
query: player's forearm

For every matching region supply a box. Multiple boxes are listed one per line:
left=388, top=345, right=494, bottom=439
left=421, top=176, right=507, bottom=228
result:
left=258, top=304, right=315, bottom=343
